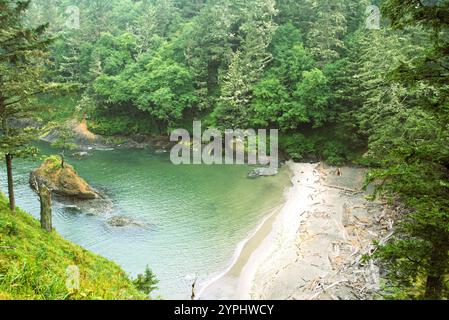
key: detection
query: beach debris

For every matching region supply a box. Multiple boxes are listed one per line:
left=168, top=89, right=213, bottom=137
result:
left=250, top=163, right=399, bottom=301
left=324, top=184, right=360, bottom=193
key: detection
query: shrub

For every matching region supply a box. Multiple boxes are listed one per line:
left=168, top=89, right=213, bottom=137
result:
left=133, top=266, right=159, bottom=296
left=280, top=133, right=315, bottom=161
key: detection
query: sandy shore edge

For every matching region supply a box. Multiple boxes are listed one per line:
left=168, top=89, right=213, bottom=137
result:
left=198, top=161, right=318, bottom=300
left=198, top=161, right=394, bottom=300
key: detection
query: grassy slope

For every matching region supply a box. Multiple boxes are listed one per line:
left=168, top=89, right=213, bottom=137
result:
left=0, top=194, right=145, bottom=300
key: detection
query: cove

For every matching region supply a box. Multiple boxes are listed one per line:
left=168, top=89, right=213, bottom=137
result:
left=0, top=142, right=291, bottom=299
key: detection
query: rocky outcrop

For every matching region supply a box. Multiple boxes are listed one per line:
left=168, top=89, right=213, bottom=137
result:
left=30, top=157, right=99, bottom=200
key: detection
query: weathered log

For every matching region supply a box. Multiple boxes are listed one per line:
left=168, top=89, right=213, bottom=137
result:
left=38, top=181, right=52, bottom=232
left=324, top=184, right=360, bottom=193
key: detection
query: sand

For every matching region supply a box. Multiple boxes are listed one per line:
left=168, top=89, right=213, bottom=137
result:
left=198, top=162, right=395, bottom=300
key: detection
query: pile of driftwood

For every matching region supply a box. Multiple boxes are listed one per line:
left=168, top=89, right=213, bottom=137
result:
left=297, top=165, right=401, bottom=300
left=309, top=202, right=399, bottom=299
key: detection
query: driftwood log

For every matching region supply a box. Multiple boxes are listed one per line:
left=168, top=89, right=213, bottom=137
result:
left=38, top=182, right=52, bottom=232
left=31, top=177, right=53, bottom=232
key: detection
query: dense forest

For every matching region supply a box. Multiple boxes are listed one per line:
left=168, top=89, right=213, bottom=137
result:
left=1, top=0, right=448, bottom=299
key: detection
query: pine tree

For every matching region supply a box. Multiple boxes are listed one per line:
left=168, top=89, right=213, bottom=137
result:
left=353, top=0, right=449, bottom=299
left=0, top=0, right=53, bottom=211
left=213, top=0, right=277, bottom=128
left=306, top=0, right=348, bottom=65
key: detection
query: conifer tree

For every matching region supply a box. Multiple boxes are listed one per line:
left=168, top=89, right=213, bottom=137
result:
left=360, top=0, right=449, bottom=299
left=0, top=0, right=53, bottom=211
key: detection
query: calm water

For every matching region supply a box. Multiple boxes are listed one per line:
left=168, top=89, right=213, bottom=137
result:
left=0, top=142, right=291, bottom=299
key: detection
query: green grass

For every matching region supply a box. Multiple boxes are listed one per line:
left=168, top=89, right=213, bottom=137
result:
left=0, top=194, right=146, bottom=300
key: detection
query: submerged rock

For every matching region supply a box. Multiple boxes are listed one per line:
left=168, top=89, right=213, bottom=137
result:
left=72, top=151, right=90, bottom=159
left=248, top=167, right=279, bottom=178
left=30, top=157, right=99, bottom=200
left=63, top=205, right=82, bottom=213
left=107, top=216, right=151, bottom=228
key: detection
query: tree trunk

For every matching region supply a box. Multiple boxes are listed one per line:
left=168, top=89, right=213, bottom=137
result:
left=424, top=243, right=449, bottom=300
left=38, top=182, right=52, bottom=232
left=60, top=151, right=65, bottom=168
left=5, top=154, right=15, bottom=212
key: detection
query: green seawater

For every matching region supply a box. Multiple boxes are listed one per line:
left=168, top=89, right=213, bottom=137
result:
left=0, top=142, right=291, bottom=299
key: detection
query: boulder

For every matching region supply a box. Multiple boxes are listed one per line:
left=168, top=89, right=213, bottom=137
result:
left=248, top=167, right=279, bottom=178
left=30, top=157, right=99, bottom=200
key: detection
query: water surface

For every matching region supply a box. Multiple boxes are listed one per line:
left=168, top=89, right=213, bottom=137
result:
left=0, top=142, right=290, bottom=299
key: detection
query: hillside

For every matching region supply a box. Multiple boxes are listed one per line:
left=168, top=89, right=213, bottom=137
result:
left=0, top=194, right=145, bottom=300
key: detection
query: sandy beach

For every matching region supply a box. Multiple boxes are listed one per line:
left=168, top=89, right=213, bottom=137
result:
left=198, top=162, right=396, bottom=300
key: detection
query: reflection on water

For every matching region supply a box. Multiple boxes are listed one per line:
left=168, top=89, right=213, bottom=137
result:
left=0, top=142, right=290, bottom=299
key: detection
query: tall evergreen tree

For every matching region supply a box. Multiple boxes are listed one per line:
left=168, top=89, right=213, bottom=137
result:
left=359, top=0, right=449, bottom=299
left=213, top=0, right=278, bottom=128
left=0, top=0, right=53, bottom=211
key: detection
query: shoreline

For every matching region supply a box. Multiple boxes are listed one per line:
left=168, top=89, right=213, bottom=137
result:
left=196, top=204, right=283, bottom=299
left=199, top=162, right=393, bottom=300
left=198, top=161, right=319, bottom=300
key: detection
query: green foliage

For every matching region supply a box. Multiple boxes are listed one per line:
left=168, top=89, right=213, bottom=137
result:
left=352, top=0, right=449, bottom=299
left=88, top=113, right=155, bottom=136
left=293, top=68, right=331, bottom=128
left=250, top=29, right=331, bottom=131
left=132, top=55, right=196, bottom=123
left=0, top=0, right=53, bottom=158
left=93, top=46, right=196, bottom=127
left=212, top=0, right=278, bottom=128
left=42, top=155, right=63, bottom=172
left=280, top=130, right=353, bottom=166
left=251, top=76, right=292, bottom=128
left=35, top=94, right=80, bottom=123
left=51, top=123, right=77, bottom=151
left=88, top=116, right=135, bottom=136
left=279, top=133, right=315, bottom=162
left=319, top=140, right=347, bottom=166
left=132, top=266, right=159, bottom=296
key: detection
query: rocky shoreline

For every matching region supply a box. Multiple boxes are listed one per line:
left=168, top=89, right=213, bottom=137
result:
left=39, top=119, right=176, bottom=152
